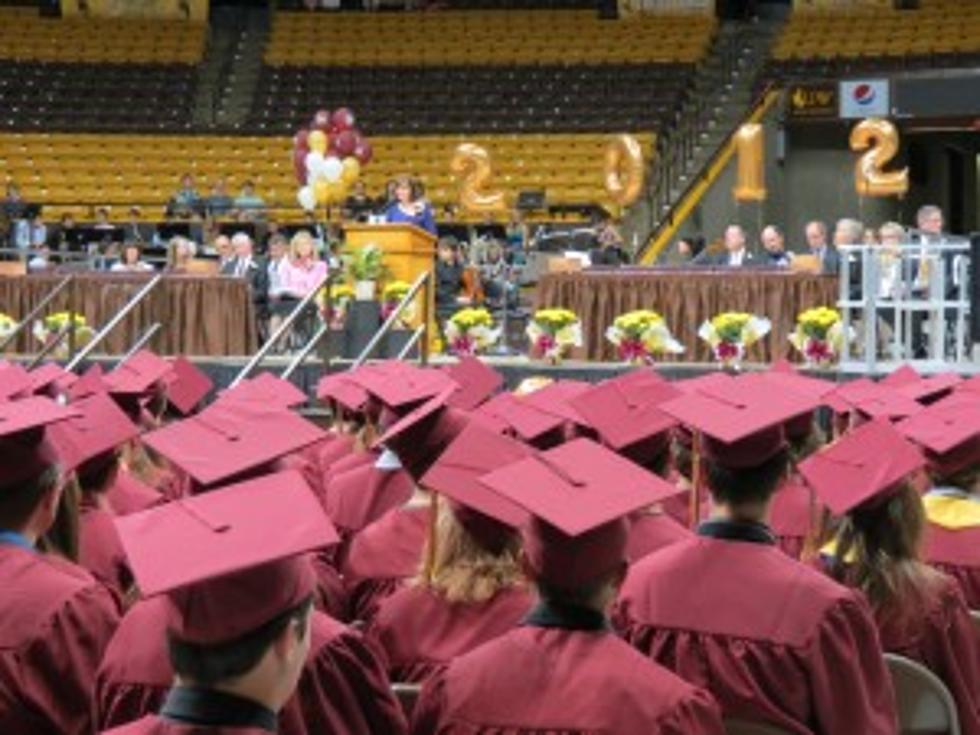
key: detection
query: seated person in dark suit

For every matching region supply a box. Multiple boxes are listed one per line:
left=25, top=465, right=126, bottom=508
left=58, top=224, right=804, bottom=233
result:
left=589, top=216, right=629, bottom=266
left=222, top=231, right=270, bottom=329
left=805, top=220, right=840, bottom=275
left=701, top=225, right=757, bottom=267
left=435, top=237, right=468, bottom=321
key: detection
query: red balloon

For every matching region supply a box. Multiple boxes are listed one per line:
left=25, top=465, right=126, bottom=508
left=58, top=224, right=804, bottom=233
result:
left=333, top=130, right=357, bottom=157
left=294, top=128, right=309, bottom=150
left=331, top=107, right=355, bottom=131
left=292, top=146, right=308, bottom=185
left=312, top=109, right=331, bottom=129
left=353, top=139, right=373, bottom=165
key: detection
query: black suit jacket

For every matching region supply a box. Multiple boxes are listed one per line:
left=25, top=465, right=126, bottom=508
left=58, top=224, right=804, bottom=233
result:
left=223, top=256, right=269, bottom=314
left=700, top=249, right=757, bottom=267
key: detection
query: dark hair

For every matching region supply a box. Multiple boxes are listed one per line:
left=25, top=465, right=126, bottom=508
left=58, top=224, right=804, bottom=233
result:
left=168, top=595, right=313, bottom=687
left=0, top=463, right=61, bottom=531
left=705, top=448, right=790, bottom=507
left=122, top=241, right=142, bottom=263
left=438, top=236, right=459, bottom=253
left=268, top=233, right=289, bottom=249
left=679, top=235, right=706, bottom=258
left=76, top=451, right=120, bottom=495
left=536, top=572, right=614, bottom=610
left=39, top=471, right=81, bottom=562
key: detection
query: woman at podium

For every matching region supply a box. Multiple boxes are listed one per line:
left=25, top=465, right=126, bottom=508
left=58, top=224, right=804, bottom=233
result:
left=384, top=174, right=437, bottom=235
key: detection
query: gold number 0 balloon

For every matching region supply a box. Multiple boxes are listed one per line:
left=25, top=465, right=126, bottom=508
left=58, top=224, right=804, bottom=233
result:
left=849, top=118, right=908, bottom=198
left=604, top=134, right=645, bottom=207
left=450, top=143, right=505, bottom=212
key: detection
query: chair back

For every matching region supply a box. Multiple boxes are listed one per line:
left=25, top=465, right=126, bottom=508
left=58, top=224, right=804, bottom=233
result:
left=724, top=718, right=795, bottom=735
left=391, top=682, right=422, bottom=722
left=884, top=653, right=960, bottom=735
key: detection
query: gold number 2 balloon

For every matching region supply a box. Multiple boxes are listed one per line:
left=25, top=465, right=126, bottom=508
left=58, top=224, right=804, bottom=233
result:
left=450, top=143, right=505, bottom=212
left=604, top=134, right=645, bottom=207
left=849, top=118, right=908, bottom=198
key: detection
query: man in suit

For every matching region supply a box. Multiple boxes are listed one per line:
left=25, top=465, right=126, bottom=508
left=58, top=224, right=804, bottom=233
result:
left=805, top=220, right=840, bottom=275
left=760, top=225, right=792, bottom=268
left=704, top=225, right=756, bottom=267
left=223, top=232, right=270, bottom=330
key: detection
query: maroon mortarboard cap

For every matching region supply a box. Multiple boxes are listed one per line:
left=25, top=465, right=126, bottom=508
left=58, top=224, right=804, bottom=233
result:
left=0, top=397, right=79, bottom=492
left=67, top=364, right=107, bottom=402
left=218, top=371, right=307, bottom=410
left=677, top=371, right=736, bottom=395
left=955, top=374, right=980, bottom=398
left=115, top=470, right=338, bottom=645
left=166, top=357, right=214, bottom=416
left=373, top=387, right=470, bottom=480
left=479, top=438, right=679, bottom=588
left=660, top=380, right=817, bottom=469
left=142, top=401, right=327, bottom=488
left=769, top=358, right=797, bottom=374
left=316, top=373, right=369, bottom=414
left=520, top=380, right=593, bottom=428
left=895, top=372, right=962, bottom=404
left=323, top=461, right=414, bottom=533
left=104, top=350, right=174, bottom=396
left=352, top=361, right=458, bottom=414
left=737, top=372, right=831, bottom=440
left=880, top=364, right=921, bottom=388
left=474, top=392, right=565, bottom=447
left=798, top=419, right=925, bottom=515
left=847, top=382, right=924, bottom=422
left=0, top=363, right=33, bottom=402
left=27, top=362, right=77, bottom=396
left=46, top=392, right=138, bottom=473
left=897, top=395, right=980, bottom=477
left=421, top=422, right=532, bottom=552
left=568, top=378, right=680, bottom=460
left=442, top=356, right=504, bottom=411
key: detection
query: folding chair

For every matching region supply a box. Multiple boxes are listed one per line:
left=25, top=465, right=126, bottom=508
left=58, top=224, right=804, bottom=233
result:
left=724, top=719, right=795, bottom=735
left=884, top=653, right=961, bottom=735
left=391, top=682, right=422, bottom=721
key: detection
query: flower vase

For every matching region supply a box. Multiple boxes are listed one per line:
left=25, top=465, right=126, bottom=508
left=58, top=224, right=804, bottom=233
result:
left=355, top=280, right=376, bottom=301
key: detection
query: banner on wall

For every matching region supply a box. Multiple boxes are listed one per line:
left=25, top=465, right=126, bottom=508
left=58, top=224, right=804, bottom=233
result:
left=839, top=79, right=890, bottom=119
left=788, top=83, right=838, bottom=119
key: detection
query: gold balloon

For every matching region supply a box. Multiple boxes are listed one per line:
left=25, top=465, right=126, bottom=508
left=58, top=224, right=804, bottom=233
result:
left=313, top=179, right=330, bottom=205
left=604, top=134, right=645, bottom=207
left=733, top=123, right=766, bottom=202
left=325, top=180, right=346, bottom=204
left=450, top=142, right=505, bottom=212
left=308, top=130, right=328, bottom=155
left=849, top=118, right=908, bottom=197
left=341, top=157, right=361, bottom=186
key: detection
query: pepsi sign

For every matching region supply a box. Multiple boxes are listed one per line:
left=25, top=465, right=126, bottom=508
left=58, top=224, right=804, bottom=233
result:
left=840, top=79, right=889, bottom=118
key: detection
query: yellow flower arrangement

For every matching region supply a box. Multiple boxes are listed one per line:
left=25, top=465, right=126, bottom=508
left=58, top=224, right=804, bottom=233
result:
left=606, top=309, right=683, bottom=363
left=33, top=311, right=94, bottom=355
left=44, top=311, right=87, bottom=331
left=797, top=307, right=841, bottom=340
left=531, top=308, right=579, bottom=331
left=445, top=308, right=499, bottom=356
left=382, top=280, right=411, bottom=304
left=329, top=283, right=355, bottom=302
left=789, top=306, right=850, bottom=365
left=698, top=311, right=771, bottom=366
left=527, top=308, right=582, bottom=362
left=0, top=312, right=17, bottom=341
left=449, top=307, right=494, bottom=331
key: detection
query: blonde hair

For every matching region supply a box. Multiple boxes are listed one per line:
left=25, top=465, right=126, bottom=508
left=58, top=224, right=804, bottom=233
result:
left=289, top=229, right=319, bottom=261
left=415, top=502, right=523, bottom=605
left=878, top=221, right=905, bottom=243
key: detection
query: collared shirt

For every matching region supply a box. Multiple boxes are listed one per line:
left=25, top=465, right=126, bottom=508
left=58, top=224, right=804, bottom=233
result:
left=0, top=530, right=35, bottom=552
left=160, top=686, right=278, bottom=732
left=728, top=249, right=745, bottom=267
left=697, top=518, right=776, bottom=545
left=522, top=600, right=611, bottom=632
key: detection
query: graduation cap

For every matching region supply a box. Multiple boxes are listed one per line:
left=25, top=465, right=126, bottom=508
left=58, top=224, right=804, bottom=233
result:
left=322, top=460, right=414, bottom=534
left=27, top=362, right=77, bottom=397
left=141, top=401, right=327, bottom=489
left=472, top=392, right=565, bottom=448
left=316, top=372, right=370, bottom=415
left=0, top=363, right=33, bottom=402
left=105, top=351, right=174, bottom=397
left=894, top=372, right=962, bottom=404
left=798, top=419, right=925, bottom=515
left=479, top=438, right=680, bottom=588
left=350, top=361, right=457, bottom=416
left=373, top=386, right=470, bottom=480
left=828, top=379, right=923, bottom=421
left=676, top=371, right=736, bottom=395
left=66, top=364, right=108, bottom=403
left=166, top=357, right=214, bottom=416
left=441, top=356, right=504, bottom=411
left=897, top=393, right=980, bottom=477
left=421, top=422, right=532, bottom=553
left=519, top=380, right=593, bottom=430
left=217, top=372, right=307, bottom=410
left=660, top=380, right=817, bottom=469
left=736, top=372, right=832, bottom=440
left=0, top=397, right=79, bottom=492
left=880, top=364, right=921, bottom=388
left=46, top=392, right=138, bottom=475
left=115, top=470, right=338, bottom=645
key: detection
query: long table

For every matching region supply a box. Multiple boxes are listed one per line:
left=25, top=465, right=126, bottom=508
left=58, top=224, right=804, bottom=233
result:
left=0, top=274, right=257, bottom=356
left=534, top=269, right=839, bottom=363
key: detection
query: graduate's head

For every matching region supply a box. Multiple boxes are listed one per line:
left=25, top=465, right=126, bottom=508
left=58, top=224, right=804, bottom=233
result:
left=116, top=471, right=337, bottom=712
left=898, top=393, right=980, bottom=494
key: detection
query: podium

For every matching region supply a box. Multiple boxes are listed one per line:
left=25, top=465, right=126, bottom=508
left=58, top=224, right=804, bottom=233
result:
left=344, top=223, right=438, bottom=352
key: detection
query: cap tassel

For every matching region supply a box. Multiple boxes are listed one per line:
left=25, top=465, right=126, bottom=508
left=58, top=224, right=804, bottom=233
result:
left=690, top=431, right=702, bottom=530
left=423, top=492, right=439, bottom=584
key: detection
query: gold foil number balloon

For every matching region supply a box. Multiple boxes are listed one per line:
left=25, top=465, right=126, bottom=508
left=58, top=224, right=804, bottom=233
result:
left=849, top=118, right=908, bottom=198
left=733, top=123, right=766, bottom=202
left=450, top=143, right=505, bottom=212
left=604, top=134, right=645, bottom=206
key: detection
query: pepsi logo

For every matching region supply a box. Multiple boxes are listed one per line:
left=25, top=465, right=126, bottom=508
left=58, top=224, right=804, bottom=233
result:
left=853, top=83, right=875, bottom=105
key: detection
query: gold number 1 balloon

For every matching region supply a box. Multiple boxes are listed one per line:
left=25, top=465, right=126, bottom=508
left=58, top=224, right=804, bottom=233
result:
left=733, top=123, right=766, bottom=202
left=849, top=118, right=908, bottom=197
left=604, top=134, right=645, bottom=207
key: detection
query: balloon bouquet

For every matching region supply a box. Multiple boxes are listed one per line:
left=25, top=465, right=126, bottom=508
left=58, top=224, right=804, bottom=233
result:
left=293, top=108, right=373, bottom=211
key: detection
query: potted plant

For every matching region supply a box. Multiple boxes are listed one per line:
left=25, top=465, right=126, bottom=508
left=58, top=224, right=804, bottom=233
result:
left=344, top=244, right=386, bottom=301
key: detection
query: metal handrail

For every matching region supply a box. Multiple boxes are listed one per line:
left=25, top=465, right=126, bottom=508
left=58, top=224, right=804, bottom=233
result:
left=0, top=274, right=74, bottom=352
left=281, top=321, right=328, bottom=381
left=26, top=325, right=71, bottom=369
left=65, top=274, right=164, bottom=371
left=231, top=271, right=330, bottom=387
left=119, top=322, right=163, bottom=364
left=352, top=270, right=430, bottom=369
left=396, top=326, right=426, bottom=361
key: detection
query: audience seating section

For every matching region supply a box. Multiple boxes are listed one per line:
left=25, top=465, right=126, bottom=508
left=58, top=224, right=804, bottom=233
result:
left=264, top=10, right=715, bottom=66
left=0, top=132, right=654, bottom=222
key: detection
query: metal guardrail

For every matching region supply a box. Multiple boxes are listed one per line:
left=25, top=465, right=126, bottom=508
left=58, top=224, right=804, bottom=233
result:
left=119, top=322, right=163, bottom=364
left=26, top=324, right=72, bottom=369
left=352, top=270, right=431, bottom=369
left=0, top=274, right=74, bottom=352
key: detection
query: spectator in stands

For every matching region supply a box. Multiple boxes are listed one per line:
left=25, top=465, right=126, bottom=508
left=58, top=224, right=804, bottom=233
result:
left=674, top=235, right=706, bottom=264
left=343, top=181, right=374, bottom=222
left=863, top=227, right=880, bottom=246
left=760, top=224, right=791, bottom=267
left=205, top=177, right=234, bottom=218
left=384, top=174, right=437, bottom=235
left=480, top=241, right=516, bottom=308
left=93, top=207, right=115, bottom=231
left=266, top=233, right=291, bottom=310
left=834, top=218, right=864, bottom=251
left=111, top=242, right=154, bottom=273
left=168, top=174, right=202, bottom=219
left=505, top=212, right=527, bottom=261
left=805, top=220, right=839, bottom=275
left=121, top=207, right=153, bottom=244
left=15, top=206, right=47, bottom=254
left=166, top=236, right=196, bottom=273
left=1, top=182, right=25, bottom=220
left=877, top=222, right=905, bottom=300
left=213, top=234, right=234, bottom=271
left=590, top=216, right=629, bottom=266
left=281, top=230, right=328, bottom=300
left=234, top=180, right=266, bottom=221
left=916, top=204, right=944, bottom=237
left=47, top=212, right=76, bottom=254
left=436, top=237, right=467, bottom=322
left=224, top=232, right=270, bottom=334
left=703, top=225, right=756, bottom=267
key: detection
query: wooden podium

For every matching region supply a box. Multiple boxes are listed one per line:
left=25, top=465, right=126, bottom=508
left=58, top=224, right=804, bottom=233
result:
left=344, top=223, right=438, bottom=352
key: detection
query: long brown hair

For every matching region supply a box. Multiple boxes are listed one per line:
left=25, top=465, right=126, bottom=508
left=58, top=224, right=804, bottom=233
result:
left=415, top=503, right=523, bottom=605
left=39, top=473, right=81, bottom=562
left=830, top=482, right=942, bottom=623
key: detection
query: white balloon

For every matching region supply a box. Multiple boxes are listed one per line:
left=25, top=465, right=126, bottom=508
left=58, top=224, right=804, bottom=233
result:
left=297, top=186, right=316, bottom=211
left=322, top=156, right=343, bottom=183
left=304, top=151, right=325, bottom=176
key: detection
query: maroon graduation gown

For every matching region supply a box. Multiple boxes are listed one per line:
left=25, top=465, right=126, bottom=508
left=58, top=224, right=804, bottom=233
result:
left=924, top=521, right=980, bottom=609
left=873, top=573, right=980, bottom=735
left=410, top=607, right=726, bottom=735
left=79, top=498, right=133, bottom=598
left=0, top=540, right=121, bottom=735
left=324, top=464, right=415, bottom=536
left=102, top=687, right=278, bottom=734
left=105, top=470, right=163, bottom=516
left=341, top=504, right=429, bottom=622
left=614, top=530, right=898, bottom=735
left=768, top=479, right=815, bottom=560
left=627, top=510, right=692, bottom=563
left=94, top=597, right=408, bottom=735
left=367, top=585, right=534, bottom=683
left=104, top=717, right=271, bottom=734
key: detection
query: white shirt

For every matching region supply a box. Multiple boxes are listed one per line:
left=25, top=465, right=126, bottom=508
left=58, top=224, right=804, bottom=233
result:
left=728, top=248, right=745, bottom=267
